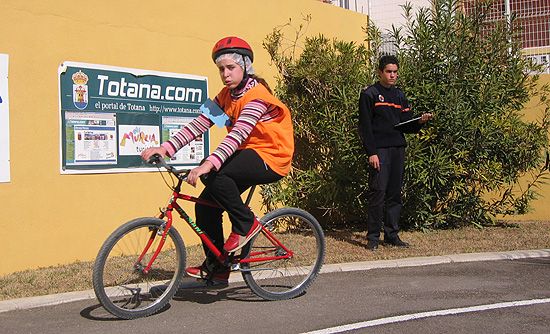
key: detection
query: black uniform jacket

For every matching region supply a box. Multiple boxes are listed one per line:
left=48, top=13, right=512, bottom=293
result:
left=358, top=82, right=422, bottom=156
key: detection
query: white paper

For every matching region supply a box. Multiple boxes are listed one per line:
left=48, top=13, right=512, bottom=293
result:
left=0, top=54, right=10, bottom=182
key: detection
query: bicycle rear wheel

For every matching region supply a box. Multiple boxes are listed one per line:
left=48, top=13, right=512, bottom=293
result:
left=241, top=207, right=325, bottom=300
left=92, top=217, right=186, bottom=319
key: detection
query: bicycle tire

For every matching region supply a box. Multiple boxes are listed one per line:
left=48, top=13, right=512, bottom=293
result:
left=92, top=217, right=186, bottom=319
left=241, top=207, right=325, bottom=300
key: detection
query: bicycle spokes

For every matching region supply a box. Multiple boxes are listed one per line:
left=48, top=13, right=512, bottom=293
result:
left=240, top=208, right=325, bottom=300
left=93, top=218, right=186, bottom=319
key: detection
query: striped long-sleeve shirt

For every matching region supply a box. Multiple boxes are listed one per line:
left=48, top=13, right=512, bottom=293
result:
left=161, top=78, right=280, bottom=170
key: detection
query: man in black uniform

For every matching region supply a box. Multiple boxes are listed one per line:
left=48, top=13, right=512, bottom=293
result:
left=358, top=55, right=432, bottom=251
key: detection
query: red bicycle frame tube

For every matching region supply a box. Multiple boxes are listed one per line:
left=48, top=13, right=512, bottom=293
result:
left=141, top=191, right=225, bottom=273
left=239, top=225, right=293, bottom=264
left=177, top=193, right=219, bottom=208
left=139, top=185, right=293, bottom=273
left=172, top=201, right=224, bottom=260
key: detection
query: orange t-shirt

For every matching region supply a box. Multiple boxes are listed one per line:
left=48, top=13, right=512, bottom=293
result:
left=216, top=84, right=294, bottom=176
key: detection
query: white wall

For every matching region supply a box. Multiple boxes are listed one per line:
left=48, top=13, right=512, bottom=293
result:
left=368, top=0, right=431, bottom=32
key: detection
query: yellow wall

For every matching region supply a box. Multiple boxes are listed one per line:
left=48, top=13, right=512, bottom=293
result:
left=2, top=0, right=546, bottom=277
left=0, top=0, right=367, bottom=275
left=507, top=74, right=550, bottom=220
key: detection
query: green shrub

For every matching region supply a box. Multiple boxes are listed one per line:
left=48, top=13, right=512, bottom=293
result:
left=261, top=1, right=549, bottom=229
left=260, top=18, right=380, bottom=226
left=395, top=0, right=550, bottom=228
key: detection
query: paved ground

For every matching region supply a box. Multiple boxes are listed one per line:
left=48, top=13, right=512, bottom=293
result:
left=2, top=248, right=548, bottom=313
left=1, top=249, right=549, bottom=333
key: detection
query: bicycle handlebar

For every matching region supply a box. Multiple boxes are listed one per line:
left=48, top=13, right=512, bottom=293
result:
left=147, top=154, right=191, bottom=178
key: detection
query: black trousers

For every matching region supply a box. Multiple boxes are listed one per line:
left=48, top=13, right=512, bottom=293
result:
left=196, top=149, right=282, bottom=259
left=366, top=146, right=405, bottom=242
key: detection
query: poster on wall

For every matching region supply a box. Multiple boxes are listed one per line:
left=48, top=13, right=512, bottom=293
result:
left=0, top=54, right=9, bottom=183
left=58, top=61, right=209, bottom=174
left=162, top=116, right=205, bottom=164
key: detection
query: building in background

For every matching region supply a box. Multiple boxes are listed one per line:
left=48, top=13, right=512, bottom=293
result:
left=330, top=0, right=369, bottom=14
left=320, top=0, right=430, bottom=30
left=322, top=0, right=431, bottom=54
left=462, top=0, right=550, bottom=73
left=325, top=0, right=550, bottom=71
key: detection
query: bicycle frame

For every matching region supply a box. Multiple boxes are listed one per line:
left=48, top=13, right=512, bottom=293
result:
left=138, top=167, right=293, bottom=275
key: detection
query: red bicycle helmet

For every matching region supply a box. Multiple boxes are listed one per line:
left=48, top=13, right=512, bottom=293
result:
left=212, top=36, right=254, bottom=62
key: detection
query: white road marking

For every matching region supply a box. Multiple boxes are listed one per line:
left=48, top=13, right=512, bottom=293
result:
left=303, top=298, right=550, bottom=334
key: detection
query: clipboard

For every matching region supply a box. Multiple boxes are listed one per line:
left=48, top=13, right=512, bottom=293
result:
left=394, top=116, right=421, bottom=129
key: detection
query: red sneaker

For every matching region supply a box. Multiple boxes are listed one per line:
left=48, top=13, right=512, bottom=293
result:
left=223, top=219, right=262, bottom=253
left=186, top=265, right=230, bottom=283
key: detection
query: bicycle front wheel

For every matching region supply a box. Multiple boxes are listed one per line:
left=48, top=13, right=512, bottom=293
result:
left=241, top=207, right=325, bottom=300
left=92, top=217, right=186, bottom=319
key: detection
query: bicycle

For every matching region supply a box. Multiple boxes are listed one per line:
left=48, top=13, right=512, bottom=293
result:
left=92, top=155, right=326, bottom=319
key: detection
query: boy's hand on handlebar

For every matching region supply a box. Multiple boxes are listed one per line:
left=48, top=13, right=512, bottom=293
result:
left=141, top=146, right=168, bottom=162
left=186, top=160, right=214, bottom=187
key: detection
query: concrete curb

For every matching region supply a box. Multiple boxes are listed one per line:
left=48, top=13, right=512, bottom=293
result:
left=320, top=249, right=550, bottom=273
left=1, top=249, right=548, bottom=314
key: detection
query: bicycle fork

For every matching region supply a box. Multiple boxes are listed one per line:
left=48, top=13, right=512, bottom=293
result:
left=135, top=216, right=173, bottom=275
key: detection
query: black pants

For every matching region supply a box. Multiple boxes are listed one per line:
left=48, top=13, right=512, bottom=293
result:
left=366, top=146, right=405, bottom=242
left=196, top=149, right=282, bottom=259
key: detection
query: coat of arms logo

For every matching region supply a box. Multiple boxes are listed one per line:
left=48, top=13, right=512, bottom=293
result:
left=72, top=70, right=89, bottom=110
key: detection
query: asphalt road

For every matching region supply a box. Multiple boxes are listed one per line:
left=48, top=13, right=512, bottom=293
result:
left=1, top=253, right=549, bottom=334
